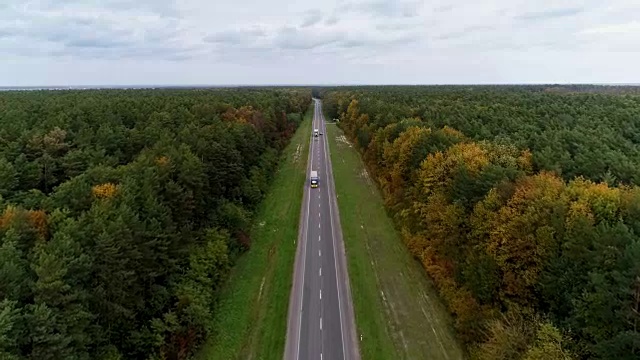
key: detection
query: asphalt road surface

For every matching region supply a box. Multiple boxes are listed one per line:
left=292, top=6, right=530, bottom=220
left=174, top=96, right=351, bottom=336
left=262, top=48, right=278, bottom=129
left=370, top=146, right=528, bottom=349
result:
left=284, top=99, right=360, bottom=360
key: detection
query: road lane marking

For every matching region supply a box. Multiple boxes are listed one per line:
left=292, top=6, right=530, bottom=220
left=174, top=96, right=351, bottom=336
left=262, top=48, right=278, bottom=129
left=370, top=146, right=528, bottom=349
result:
left=319, top=235, right=321, bottom=241
left=320, top=268, right=322, bottom=276
left=320, top=290, right=322, bottom=300
left=319, top=212, right=321, bottom=218
left=318, top=223, right=321, bottom=229
left=319, top=250, right=321, bottom=257
left=295, top=102, right=316, bottom=360
left=320, top=317, right=322, bottom=330
left=320, top=100, right=348, bottom=358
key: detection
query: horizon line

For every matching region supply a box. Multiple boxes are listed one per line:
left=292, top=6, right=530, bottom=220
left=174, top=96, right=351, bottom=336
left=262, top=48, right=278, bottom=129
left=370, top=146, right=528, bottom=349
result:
left=1, top=83, right=640, bottom=90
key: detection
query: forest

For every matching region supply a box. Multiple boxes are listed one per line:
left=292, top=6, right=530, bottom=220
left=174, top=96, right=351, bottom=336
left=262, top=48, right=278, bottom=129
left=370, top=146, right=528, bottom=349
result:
left=0, top=88, right=311, bottom=359
left=323, top=86, right=640, bottom=359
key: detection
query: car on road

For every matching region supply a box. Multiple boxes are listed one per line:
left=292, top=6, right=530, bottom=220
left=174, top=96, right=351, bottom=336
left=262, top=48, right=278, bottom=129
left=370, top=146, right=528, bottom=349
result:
left=310, top=170, right=319, bottom=188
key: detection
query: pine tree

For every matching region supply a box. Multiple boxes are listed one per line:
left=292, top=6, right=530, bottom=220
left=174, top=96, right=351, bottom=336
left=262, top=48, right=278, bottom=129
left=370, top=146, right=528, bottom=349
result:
left=28, top=222, right=93, bottom=360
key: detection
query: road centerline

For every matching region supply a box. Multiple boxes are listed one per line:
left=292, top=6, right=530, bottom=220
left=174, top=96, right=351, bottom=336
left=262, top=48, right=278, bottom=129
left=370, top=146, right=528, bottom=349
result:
left=286, top=98, right=359, bottom=360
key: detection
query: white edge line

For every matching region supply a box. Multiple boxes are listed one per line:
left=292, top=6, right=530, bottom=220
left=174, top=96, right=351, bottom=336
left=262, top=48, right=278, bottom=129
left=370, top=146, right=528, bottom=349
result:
left=321, top=100, right=348, bottom=359
left=295, top=100, right=316, bottom=360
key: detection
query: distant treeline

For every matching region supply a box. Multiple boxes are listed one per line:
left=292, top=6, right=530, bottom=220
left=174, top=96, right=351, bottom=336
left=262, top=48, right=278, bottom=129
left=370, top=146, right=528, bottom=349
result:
left=324, top=86, right=640, bottom=360
left=322, top=85, right=640, bottom=184
left=0, top=88, right=311, bottom=359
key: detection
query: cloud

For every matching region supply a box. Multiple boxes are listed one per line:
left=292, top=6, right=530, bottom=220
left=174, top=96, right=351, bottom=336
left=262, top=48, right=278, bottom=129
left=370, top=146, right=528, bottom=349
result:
left=325, top=15, right=339, bottom=25
left=0, top=0, right=199, bottom=61
left=40, top=17, right=134, bottom=46
left=581, top=21, right=640, bottom=34
left=301, top=10, right=323, bottom=27
left=273, top=27, right=341, bottom=50
left=340, top=0, right=423, bottom=18
left=375, top=22, right=421, bottom=32
left=336, top=32, right=420, bottom=48
left=65, top=37, right=132, bottom=49
left=204, top=28, right=265, bottom=45
left=0, top=0, right=639, bottom=86
left=211, top=20, right=422, bottom=54
left=0, top=29, right=13, bottom=38
left=39, top=0, right=180, bottom=19
left=434, top=4, right=453, bottom=12
left=515, top=7, right=584, bottom=21
left=435, top=25, right=495, bottom=40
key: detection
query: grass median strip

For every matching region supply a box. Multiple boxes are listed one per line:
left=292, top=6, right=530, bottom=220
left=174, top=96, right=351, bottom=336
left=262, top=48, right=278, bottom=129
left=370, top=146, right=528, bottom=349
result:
left=196, top=107, right=312, bottom=360
left=325, top=122, right=466, bottom=360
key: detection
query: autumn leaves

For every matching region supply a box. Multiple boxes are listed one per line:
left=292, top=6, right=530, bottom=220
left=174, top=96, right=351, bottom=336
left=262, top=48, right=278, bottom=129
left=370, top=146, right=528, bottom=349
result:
left=328, top=92, right=640, bottom=359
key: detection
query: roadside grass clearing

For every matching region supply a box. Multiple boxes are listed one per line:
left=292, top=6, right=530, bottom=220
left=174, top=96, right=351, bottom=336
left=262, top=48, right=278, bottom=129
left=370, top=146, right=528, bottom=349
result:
left=196, top=106, right=312, bottom=360
left=325, top=120, right=466, bottom=360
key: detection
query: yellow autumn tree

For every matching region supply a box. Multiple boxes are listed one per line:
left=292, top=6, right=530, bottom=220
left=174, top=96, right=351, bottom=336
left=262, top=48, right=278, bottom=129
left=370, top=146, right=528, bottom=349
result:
left=565, top=177, right=621, bottom=224
left=92, top=183, right=119, bottom=199
left=470, top=188, right=508, bottom=243
left=381, top=126, right=432, bottom=208
left=345, top=99, right=359, bottom=123
left=344, top=99, right=361, bottom=137
left=27, top=210, right=48, bottom=241
left=522, top=321, right=575, bottom=360
left=440, top=125, right=466, bottom=142
left=155, top=156, right=170, bottom=167
left=484, top=172, right=567, bottom=307
left=0, top=206, right=48, bottom=241
left=0, top=205, right=20, bottom=230
left=363, top=129, right=386, bottom=175
left=418, top=142, right=490, bottom=199
left=517, top=149, right=533, bottom=173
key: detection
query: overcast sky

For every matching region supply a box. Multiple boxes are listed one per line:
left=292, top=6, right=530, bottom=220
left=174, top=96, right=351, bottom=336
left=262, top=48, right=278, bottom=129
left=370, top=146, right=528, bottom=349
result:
left=1, top=0, right=639, bottom=86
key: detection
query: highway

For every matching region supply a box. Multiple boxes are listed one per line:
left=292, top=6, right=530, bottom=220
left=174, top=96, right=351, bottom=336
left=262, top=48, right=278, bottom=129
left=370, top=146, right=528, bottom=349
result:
left=284, top=99, right=360, bottom=360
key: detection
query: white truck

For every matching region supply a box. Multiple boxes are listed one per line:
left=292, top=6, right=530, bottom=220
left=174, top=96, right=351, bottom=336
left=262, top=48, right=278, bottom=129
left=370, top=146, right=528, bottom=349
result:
left=310, top=170, right=319, bottom=188
left=314, top=129, right=319, bottom=137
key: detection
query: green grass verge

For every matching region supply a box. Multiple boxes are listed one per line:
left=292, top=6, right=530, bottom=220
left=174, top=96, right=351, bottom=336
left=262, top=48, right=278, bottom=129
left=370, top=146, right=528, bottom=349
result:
left=326, top=122, right=466, bottom=360
left=195, top=106, right=312, bottom=360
